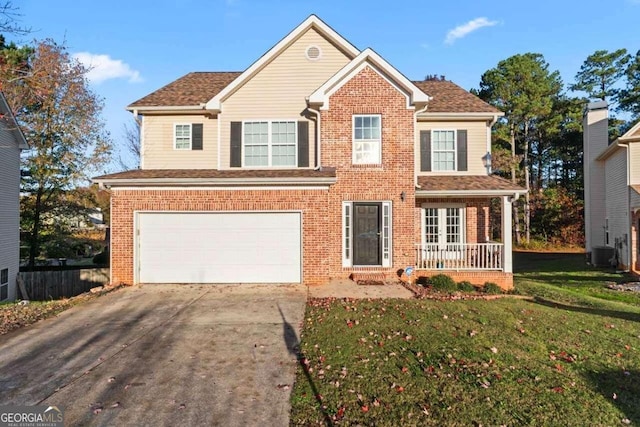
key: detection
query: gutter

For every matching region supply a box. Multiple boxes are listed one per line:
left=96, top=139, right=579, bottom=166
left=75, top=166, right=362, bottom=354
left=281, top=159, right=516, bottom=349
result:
left=416, top=189, right=528, bottom=198
left=94, top=176, right=338, bottom=188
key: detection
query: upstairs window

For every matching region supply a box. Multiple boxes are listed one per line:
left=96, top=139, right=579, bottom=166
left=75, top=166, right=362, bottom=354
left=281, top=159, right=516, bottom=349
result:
left=353, top=115, right=381, bottom=164
left=431, top=130, right=456, bottom=171
left=174, top=124, right=192, bottom=150
left=243, top=121, right=297, bottom=167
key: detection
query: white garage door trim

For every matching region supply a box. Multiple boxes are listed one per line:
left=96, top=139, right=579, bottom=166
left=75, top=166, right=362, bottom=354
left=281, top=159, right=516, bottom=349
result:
left=134, top=211, right=302, bottom=284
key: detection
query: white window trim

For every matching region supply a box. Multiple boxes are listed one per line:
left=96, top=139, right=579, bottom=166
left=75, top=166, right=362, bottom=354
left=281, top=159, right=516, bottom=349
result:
left=420, top=203, right=466, bottom=247
left=352, top=114, right=382, bottom=165
left=342, top=201, right=392, bottom=268
left=242, top=119, right=298, bottom=168
left=173, top=123, right=192, bottom=150
left=431, top=129, right=457, bottom=172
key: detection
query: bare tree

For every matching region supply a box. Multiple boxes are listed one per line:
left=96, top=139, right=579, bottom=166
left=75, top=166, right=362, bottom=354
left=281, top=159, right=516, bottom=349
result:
left=0, top=1, right=31, bottom=35
left=118, top=117, right=141, bottom=170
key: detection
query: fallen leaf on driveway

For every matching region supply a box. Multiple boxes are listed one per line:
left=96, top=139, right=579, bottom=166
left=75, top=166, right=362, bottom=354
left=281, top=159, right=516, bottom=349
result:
left=108, top=377, right=116, bottom=383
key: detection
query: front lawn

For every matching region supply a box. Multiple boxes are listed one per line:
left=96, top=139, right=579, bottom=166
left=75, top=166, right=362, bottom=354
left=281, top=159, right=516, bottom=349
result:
left=290, top=253, right=640, bottom=426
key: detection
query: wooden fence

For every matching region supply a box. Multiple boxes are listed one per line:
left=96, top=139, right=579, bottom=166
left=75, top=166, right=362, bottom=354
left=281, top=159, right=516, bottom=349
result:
left=17, top=268, right=110, bottom=300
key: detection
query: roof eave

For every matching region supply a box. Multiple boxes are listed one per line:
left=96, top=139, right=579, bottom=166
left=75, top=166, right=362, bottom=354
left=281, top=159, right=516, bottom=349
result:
left=596, top=141, right=622, bottom=161
left=93, top=176, right=338, bottom=188
left=416, top=189, right=527, bottom=197
left=125, top=105, right=208, bottom=113
left=418, top=112, right=503, bottom=120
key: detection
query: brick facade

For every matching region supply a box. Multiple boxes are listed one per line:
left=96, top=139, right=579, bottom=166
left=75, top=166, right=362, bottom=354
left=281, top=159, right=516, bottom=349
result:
left=322, top=66, right=415, bottom=281
left=108, top=66, right=514, bottom=288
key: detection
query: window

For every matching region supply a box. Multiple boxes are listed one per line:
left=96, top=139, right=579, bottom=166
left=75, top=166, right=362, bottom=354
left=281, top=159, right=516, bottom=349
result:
left=174, top=124, right=192, bottom=150
left=0, top=268, right=8, bottom=301
left=243, top=121, right=297, bottom=167
left=353, top=115, right=381, bottom=164
left=431, top=130, right=456, bottom=171
left=421, top=205, right=465, bottom=248
left=605, top=218, right=610, bottom=246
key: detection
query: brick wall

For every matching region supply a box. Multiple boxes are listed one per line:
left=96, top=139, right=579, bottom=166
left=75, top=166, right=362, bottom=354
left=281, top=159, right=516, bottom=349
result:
left=414, top=197, right=491, bottom=244
left=415, top=270, right=513, bottom=290
left=110, top=189, right=331, bottom=285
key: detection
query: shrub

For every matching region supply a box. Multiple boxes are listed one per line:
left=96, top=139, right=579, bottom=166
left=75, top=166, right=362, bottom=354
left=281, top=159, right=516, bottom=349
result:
left=457, top=281, right=476, bottom=292
left=483, top=282, right=503, bottom=294
left=429, top=274, right=457, bottom=292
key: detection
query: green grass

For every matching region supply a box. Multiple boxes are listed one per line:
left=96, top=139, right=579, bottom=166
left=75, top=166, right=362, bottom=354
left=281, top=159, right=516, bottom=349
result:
left=290, top=252, right=640, bottom=426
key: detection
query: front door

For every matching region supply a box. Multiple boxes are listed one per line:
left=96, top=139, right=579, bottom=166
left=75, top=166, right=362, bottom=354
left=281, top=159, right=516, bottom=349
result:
left=353, top=203, right=381, bottom=265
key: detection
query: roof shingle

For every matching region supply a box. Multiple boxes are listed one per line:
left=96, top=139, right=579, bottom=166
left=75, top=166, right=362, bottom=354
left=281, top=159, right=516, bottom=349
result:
left=128, top=71, right=500, bottom=114
left=128, top=72, right=242, bottom=108
left=417, top=175, right=525, bottom=192
left=412, top=80, right=500, bottom=113
left=94, top=168, right=336, bottom=181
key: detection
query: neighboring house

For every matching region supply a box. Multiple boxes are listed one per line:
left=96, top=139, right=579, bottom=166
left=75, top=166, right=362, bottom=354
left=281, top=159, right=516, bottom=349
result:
left=0, top=92, right=28, bottom=301
left=584, top=101, right=640, bottom=270
left=94, top=15, right=526, bottom=289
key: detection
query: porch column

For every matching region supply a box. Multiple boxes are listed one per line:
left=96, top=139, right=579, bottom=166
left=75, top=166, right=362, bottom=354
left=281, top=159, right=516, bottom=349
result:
left=502, top=195, right=513, bottom=273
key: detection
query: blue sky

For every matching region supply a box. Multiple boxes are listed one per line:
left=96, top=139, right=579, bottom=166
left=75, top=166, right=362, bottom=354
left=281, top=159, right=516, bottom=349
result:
left=13, top=0, right=640, bottom=171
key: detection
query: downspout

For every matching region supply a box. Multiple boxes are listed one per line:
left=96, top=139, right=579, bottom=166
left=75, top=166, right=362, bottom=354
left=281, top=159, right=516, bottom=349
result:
left=306, top=102, right=322, bottom=170
left=487, top=114, right=500, bottom=175
left=624, top=143, right=632, bottom=272
left=414, top=103, right=429, bottom=189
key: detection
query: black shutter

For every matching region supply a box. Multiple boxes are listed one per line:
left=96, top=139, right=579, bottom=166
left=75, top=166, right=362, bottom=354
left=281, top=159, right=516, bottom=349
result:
left=420, top=130, right=431, bottom=172
left=457, top=130, right=468, bottom=171
left=297, top=121, right=309, bottom=167
left=191, top=123, right=203, bottom=150
left=230, top=121, right=242, bottom=167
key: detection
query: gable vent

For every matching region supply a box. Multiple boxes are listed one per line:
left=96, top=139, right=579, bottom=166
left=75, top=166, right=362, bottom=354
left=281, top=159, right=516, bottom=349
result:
left=305, top=45, right=322, bottom=61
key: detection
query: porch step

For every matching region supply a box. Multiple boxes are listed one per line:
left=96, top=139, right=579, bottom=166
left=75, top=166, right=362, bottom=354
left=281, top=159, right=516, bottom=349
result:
left=349, top=272, right=387, bottom=283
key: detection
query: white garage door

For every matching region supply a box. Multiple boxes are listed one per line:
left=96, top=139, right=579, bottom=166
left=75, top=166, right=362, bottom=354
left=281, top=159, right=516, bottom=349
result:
left=137, top=212, right=301, bottom=284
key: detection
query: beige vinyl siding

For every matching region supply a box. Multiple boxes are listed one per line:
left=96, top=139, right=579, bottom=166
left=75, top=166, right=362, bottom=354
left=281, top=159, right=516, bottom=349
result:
left=416, top=120, right=488, bottom=175
left=583, top=106, right=608, bottom=251
left=142, top=114, right=218, bottom=169
left=0, top=127, right=21, bottom=301
left=219, top=27, right=352, bottom=169
left=628, top=142, right=640, bottom=185
left=604, top=148, right=629, bottom=266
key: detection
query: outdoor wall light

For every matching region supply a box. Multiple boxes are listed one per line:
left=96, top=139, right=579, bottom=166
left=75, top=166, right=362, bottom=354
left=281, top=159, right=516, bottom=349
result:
left=400, top=191, right=406, bottom=202
left=482, top=152, right=492, bottom=173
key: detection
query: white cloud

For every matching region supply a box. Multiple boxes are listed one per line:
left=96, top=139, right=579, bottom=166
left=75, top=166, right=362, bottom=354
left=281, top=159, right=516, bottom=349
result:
left=73, top=52, right=143, bottom=84
left=445, top=17, right=498, bottom=45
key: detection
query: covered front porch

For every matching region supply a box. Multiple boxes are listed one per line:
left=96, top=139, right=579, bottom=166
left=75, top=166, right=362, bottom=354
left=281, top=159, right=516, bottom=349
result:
left=413, top=176, right=527, bottom=289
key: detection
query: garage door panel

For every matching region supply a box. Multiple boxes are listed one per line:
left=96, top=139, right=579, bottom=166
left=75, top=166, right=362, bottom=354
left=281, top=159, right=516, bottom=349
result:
left=138, top=212, right=301, bottom=284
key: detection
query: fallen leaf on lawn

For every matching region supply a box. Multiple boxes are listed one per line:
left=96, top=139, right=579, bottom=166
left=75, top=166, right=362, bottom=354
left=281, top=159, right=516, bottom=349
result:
left=178, top=403, right=186, bottom=410
left=490, top=347, right=498, bottom=354
left=551, top=387, right=564, bottom=393
left=276, top=384, right=290, bottom=390
left=613, top=393, right=617, bottom=400
left=401, top=366, right=408, bottom=373
left=110, top=402, right=121, bottom=408
left=625, top=345, right=631, bottom=350
left=336, top=406, right=345, bottom=420
left=622, top=418, right=631, bottom=424
left=469, top=330, right=477, bottom=337
left=361, top=405, right=369, bottom=412
left=396, top=386, right=405, bottom=392
left=373, top=398, right=380, bottom=407
left=555, top=364, right=563, bottom=372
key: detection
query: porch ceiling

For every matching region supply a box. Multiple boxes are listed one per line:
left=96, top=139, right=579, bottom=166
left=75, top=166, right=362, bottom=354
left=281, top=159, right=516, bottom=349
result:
left=416, top=175, right=527, bottom=197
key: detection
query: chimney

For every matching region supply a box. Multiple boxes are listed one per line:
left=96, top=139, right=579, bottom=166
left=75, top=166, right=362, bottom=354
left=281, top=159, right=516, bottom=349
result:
left=583, top=100, right=608, bottom=261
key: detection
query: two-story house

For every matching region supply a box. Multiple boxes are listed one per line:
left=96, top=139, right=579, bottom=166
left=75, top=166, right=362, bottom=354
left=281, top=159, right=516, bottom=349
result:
left=0, top=92, right=28, bottom=301
left=94, top=15, right=526, bottom=289
left=584, top=101, right=640, bottom=271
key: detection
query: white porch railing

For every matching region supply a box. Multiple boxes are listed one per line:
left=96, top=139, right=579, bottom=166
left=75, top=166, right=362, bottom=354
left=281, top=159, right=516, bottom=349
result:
left=415, top=243, right=504, bottom=271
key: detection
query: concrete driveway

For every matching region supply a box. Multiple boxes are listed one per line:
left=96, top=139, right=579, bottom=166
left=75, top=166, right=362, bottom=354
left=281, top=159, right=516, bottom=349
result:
left=0, top=284, right=307, bottom=426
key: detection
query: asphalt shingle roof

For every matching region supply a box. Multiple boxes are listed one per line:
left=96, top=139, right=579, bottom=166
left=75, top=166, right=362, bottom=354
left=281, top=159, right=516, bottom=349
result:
left=128, top=71, right=500, bottom=114
left=94, top=168, right=337, bottom=180
left=416, top=175, right=525, bottom=192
